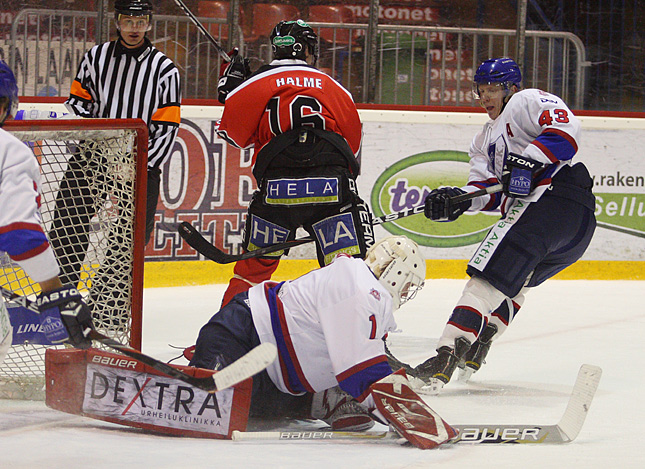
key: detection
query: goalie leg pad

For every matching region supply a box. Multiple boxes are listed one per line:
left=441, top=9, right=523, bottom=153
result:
left=46, top=348, right=252, bottom=439
left=370, top=369, right=458, bottom=449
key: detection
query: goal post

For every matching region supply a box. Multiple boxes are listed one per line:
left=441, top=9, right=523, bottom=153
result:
left=1, top=118, right=148, bottom=399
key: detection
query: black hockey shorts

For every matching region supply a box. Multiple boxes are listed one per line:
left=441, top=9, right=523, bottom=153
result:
left=190, top=291, right=310, bottom=418
left=242, top=169, right=374, bottom=266
left=466, top=163, right=597, bottom=298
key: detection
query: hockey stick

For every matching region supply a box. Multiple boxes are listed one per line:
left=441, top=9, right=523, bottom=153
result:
left=179, top=184, right=504, bottom=264
left=85, top=332, right=276, bottom=394
left=0, top=286, right=276, bottom=393
left=171, top=0, right=231, bottom=62
left=596, top=221, right=645, bottom=239
left=232, top=364, right=602, bottom=444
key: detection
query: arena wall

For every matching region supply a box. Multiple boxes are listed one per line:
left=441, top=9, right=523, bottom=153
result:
left=17, top=102, right=645, bottom=284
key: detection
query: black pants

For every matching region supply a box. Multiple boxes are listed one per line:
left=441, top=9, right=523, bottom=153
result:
left=244, top=167, right=373, bottom=267
left=190, top=292, right=311, bottom=419
left=49, top=147, right=160, bottom=288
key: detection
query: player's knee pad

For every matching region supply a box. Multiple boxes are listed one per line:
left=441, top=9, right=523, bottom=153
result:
left=309, top=191, right=373, bottom=266
left=242, top=199, right=291, bottom=259
left=458, top=276, right=508, bottom=321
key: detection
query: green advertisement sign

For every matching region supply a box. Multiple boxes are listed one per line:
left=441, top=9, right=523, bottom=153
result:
left=594, top=193, right=645, bottom=238
left=371, top=151, right=498, bottom=247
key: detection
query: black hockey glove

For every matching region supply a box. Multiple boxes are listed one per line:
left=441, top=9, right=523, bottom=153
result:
left=36, top=285, right=93, bottom=349
left=424, top=187, right=472, bottom=221
left=501, top=153, right=544, bottom=198
left=217, top=48, right=251, bottom=104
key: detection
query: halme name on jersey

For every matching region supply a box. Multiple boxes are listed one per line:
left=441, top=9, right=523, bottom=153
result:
left=275, top=76, right=323, bottom=89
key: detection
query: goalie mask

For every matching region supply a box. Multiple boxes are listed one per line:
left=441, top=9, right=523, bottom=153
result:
left=270, top=20, right=319, bottom=65
left=0, top=60, right=18, bottom=126
left=365, top=236, right=425, bottom=310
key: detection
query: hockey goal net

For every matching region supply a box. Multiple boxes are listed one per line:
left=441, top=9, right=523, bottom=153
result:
left=0, top=119, right=148, bottom=399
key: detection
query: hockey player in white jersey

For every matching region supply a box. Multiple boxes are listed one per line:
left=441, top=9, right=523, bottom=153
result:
left=415, top=57, right=596, bottom=392
left=0, top=61, right=94, bottom=365
left=190, top=236, right=459, bottom=449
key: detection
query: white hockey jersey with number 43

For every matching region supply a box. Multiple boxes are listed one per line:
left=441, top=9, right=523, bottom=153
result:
left=248, top=255, right=395, bottom=401
left=466, top=88, right=581, bottom=212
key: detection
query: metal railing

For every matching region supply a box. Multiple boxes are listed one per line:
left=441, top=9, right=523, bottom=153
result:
left=361, top=24, right=590, bottom=108
left=3, top=9, right=589, bottom=108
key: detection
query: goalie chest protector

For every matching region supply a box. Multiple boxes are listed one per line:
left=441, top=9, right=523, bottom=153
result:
left=45, top=348, right=252, bottom=439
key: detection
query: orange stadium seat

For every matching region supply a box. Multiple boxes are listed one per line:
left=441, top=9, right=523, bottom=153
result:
left=198, top=1, right=230, bottom=41
left=247, top=3, right=301, bottom=43
left=309, top=5, right=355, bottom=46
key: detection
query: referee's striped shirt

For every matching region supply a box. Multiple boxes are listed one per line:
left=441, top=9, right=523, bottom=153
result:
left=66, top=37, right=181, bottom=169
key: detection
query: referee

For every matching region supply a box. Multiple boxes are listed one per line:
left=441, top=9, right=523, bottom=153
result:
left=49, top=0, right=181, bottom=327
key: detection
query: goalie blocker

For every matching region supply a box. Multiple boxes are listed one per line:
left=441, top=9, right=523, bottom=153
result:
left=46, top=348, right=252, bottom=439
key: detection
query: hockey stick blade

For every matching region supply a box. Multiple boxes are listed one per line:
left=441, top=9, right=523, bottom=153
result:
left=453, top=364, right=602, bottom=444
left=233, top=364, right=601, bottom=445
left=555, top=364, right=602, bottom=442
left=212, top=342, right=278, bottom=391
left=178, top=184, right=503, bottom=264
left=0, top=286, right=276, bottom=393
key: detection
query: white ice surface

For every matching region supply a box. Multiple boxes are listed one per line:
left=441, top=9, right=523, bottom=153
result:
left=2, top=279, right=644, bottom=468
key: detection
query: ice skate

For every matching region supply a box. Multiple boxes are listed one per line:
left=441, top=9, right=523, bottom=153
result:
left=458, top=323, right=498, bottom=382
left=414, top=337, right=471, bottom=394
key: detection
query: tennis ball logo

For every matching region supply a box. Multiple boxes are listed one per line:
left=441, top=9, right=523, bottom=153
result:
left=370, top=151, right=498, bottom=247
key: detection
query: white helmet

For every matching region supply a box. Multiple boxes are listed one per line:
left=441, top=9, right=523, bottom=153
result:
left=365, top=236, right=425, bottom=310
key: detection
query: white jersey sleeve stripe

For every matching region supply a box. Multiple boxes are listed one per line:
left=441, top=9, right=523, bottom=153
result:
left=264, top=282, right=316, bottom=394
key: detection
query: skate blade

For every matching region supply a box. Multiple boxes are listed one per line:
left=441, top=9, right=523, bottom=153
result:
left=407, top=375, right=427, bottom=390
left=418, top=378, right=445, bottom=395
left=457, top=367, right=474, bottom=382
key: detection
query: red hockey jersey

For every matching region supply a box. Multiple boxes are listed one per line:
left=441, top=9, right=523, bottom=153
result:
left=216, top=62, right=362, bottom=162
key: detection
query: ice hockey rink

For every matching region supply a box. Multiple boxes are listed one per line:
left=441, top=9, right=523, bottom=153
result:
left=2, top=279, right=643, bottom=468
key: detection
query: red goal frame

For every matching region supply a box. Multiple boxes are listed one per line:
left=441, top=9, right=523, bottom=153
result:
left=4, top=118, right=148, bottom=348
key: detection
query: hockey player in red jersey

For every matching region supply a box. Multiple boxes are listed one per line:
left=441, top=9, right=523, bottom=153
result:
left=0, top=61, right=94, bottom=364
left=190, top=236, right=458, bottom=449
left=215, top=19, right=373, bottom=306
left=415, top=58, right=596, bottom=392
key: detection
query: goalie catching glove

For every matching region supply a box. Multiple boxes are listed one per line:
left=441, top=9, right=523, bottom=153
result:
left=424, top=187, right=472, bottom=221
left=217, top=48, right=251, bottom=104
left=36, top=285, right=93, bottom=349
left=501, top=152, right=544, bottom=198
left=369, top=369, right=458, bottom=449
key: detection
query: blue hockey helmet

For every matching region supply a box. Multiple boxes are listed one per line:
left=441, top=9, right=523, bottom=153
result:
left=0, top=60, right=19, bottom=125
left=473, top=57, right=522, bottom=99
